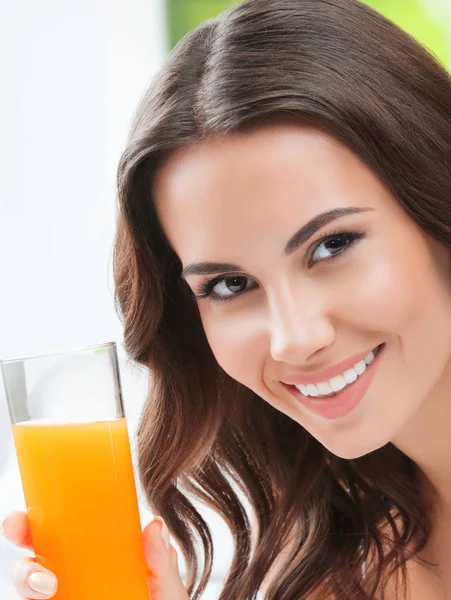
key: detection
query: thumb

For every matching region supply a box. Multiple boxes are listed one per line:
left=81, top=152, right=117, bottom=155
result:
left=143, top=517, right=189, bottom=599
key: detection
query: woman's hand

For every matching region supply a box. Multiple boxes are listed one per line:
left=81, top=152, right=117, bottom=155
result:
left=1, top=511, right=189, bottom=599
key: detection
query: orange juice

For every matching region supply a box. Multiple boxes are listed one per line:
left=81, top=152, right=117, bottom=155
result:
left=12, top=418, right=150, bottom=600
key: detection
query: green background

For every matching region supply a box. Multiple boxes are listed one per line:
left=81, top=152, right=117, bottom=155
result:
left=165, top=0, right=451, bottom=71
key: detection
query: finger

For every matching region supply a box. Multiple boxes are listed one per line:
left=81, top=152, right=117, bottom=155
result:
left=12, top=557, right=58, bottom=599
left=143, top=518, right=188, bottom=599
left=1, top=512, right=33, bottom=550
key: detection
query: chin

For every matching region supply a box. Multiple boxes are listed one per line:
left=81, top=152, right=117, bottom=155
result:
left=320, top=435, right=391, bottom=461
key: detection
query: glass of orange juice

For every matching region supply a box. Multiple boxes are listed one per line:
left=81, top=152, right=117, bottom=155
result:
left=1, top=342, right=150, bottom=600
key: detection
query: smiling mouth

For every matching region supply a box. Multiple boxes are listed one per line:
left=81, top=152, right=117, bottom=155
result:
left=282, top=343, right=384, bottom=399
left=277, top=342, right=386, bottom=421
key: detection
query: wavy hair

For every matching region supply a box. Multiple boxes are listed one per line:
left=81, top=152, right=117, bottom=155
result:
left=113, top=0, right=451, bottom=597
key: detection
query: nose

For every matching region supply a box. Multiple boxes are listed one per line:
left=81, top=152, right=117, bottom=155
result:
left=268, top=283, right=335, bottom=364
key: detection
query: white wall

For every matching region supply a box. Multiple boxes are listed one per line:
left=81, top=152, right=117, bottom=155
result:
left=0, top=0, right=238, bottom=597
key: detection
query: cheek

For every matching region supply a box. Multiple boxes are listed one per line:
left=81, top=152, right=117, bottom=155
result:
left=345, top=254, right=415, bottom=330
left=388, top=239, right=451, bottom=383
left=200, top=308, right=267, bottom=391
left=366, top=237, right=451, bottom=345
left=337, top=235, right=443, bottom=338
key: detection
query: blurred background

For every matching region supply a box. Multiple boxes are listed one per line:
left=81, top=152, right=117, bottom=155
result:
left=0, top=0, right=450, bottom=598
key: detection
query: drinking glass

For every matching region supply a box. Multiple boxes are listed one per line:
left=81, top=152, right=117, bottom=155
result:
left=1, top=342, right=150, bottom=600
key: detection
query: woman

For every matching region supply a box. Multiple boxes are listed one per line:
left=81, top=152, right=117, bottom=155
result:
left=2, top=0, right=451, bottom=598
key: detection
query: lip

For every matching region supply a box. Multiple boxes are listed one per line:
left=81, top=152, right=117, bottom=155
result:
left=283, top=343, right=386, bottom=420
left=280, top=344, right=382, bottom=386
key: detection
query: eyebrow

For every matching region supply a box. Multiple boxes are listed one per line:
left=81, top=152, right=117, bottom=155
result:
left=181, top=206, right=374, bottom=279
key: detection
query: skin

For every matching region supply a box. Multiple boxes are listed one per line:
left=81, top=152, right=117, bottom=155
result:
left=154, top=120, right=451, bottom=592
left=3, top=118, right=451, bottom=598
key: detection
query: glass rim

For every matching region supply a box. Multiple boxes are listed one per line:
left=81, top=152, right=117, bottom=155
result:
left=0, top=341, right=117, bottom=365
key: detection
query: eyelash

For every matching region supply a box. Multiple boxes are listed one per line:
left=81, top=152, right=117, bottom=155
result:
left=195, top=227, right=368, bottom=303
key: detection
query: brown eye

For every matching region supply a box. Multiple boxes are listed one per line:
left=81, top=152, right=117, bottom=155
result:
left=309, top=230, right=366, bottom=266
left=196, top=229, right=367, bottom=302
left=197, top=274, right=258, bottom=301
left=222, top=277, right=248, bottom=293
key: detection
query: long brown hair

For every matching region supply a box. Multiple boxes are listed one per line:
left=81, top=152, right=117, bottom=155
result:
left=113, top=0, right=451, bottom=597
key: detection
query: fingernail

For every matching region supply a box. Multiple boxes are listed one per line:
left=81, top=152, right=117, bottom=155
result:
left=153, top=516, right=170, bottom=551
left=29, top=572, right=58, bottom=595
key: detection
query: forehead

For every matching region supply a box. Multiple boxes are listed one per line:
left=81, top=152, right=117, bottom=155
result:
left=152, top=123, right=382, bottom=260
left=153, top=123, right=353, bottom=206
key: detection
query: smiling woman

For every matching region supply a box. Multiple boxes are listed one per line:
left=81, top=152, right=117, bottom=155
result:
left=114, top=0, right=451, bottom=599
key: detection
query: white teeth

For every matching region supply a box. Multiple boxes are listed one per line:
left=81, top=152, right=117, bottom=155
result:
left=329, top=375, right=347, bottom=392
left=343, top=368, right=358, bottom=384
left=294, top=346, right=381, bottom=398
left=306, top=384, right=319, bottom=397
left=317, top=381, right=333, bottom=395
left=364, top=350, right=375, bottom=364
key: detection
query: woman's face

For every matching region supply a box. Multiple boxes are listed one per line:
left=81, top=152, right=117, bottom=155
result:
left=153, top=121, right=451, bottom=459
